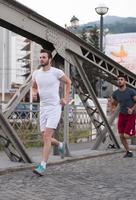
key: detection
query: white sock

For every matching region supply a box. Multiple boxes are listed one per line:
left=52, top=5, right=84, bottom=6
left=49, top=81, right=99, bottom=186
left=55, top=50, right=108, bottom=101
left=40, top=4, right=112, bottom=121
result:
left=59, top=142, right=63, bottom=149
left=41, top=161, right=47, bottom=169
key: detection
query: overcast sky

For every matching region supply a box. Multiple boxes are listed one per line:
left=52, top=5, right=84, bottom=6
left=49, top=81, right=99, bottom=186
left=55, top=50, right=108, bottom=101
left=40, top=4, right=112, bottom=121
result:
left=17, top=0, right=136, bottom=27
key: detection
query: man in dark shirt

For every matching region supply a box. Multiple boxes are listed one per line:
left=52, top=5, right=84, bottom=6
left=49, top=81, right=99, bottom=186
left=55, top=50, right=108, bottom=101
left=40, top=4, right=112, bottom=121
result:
left=112, top=74, right=136, bottom=158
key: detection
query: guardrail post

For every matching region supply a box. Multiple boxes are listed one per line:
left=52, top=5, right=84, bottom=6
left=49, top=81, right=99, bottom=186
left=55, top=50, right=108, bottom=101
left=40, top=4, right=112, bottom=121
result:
left=63, top=61, right=71, bottom=156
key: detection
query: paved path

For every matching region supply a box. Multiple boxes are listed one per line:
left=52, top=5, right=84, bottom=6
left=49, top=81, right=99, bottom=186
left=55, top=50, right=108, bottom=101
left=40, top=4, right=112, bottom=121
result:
left=0, top=152, right=136, bottom=200
left=0, top=142, right=123, bottom=174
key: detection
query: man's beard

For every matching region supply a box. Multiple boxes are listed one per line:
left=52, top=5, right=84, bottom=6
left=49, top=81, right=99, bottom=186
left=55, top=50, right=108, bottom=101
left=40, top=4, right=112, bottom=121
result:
left=118, top=84, right=125, bottom=89
left=40, top=60, right=49, bottom=67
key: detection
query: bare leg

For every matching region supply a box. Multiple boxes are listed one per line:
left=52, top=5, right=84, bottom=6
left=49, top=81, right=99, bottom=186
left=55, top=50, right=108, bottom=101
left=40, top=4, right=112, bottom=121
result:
left=42, top=128, right=55, bottom=162
left=51, top=137, right=60, bottom=146
left=42, top=128, right=61, bottom=162
left=33, top=128, right=56, bottom=175
left=120, top=134, right=129, bottom=152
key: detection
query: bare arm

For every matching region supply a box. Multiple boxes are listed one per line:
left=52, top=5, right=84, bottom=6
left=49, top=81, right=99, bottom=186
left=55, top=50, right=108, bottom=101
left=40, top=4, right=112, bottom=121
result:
left=59, top=74, right=71, bottom=106
left=32, top=80, right=38, bottom=101
left=110, top=97, right=118, bottom=110
left=128, top=95, right=136, bottom=114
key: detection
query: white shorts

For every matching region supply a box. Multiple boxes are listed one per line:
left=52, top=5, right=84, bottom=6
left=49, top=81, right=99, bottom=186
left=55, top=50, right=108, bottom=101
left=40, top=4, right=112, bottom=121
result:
left=40, top=105, right=62, bottom=132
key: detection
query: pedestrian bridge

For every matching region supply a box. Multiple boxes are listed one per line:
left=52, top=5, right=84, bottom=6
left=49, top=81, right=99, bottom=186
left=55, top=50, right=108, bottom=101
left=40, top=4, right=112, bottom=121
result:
left=0, top=0, right=135, bottom=162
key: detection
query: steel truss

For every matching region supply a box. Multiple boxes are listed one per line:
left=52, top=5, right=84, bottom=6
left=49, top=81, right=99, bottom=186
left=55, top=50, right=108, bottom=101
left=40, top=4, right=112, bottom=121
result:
left=0, top=0, right=135, bottom=160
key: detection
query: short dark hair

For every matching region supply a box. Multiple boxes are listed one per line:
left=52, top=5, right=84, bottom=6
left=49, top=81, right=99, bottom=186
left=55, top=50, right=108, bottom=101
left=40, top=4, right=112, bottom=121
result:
left=117, top=73, right=127, bottom=80
left=40, top=49, right=52, bottom=59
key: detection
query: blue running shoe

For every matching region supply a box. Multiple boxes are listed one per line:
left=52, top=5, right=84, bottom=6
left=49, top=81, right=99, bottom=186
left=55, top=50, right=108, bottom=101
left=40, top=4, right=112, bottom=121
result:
left=58, top=142, right=65, bottom=159
left=33, top=165, right=46, bottom=176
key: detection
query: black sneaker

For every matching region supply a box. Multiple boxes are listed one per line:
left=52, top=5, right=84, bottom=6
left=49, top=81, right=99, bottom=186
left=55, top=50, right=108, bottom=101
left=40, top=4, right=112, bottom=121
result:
left=123, top=151, right=133, bottom=158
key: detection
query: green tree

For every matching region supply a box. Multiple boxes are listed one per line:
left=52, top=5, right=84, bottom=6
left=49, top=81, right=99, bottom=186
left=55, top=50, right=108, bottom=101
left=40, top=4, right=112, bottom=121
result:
left=80, top=28, right=88, bottom=42
left=88, top=25, right=100, bottom=96
left=88, top=25, right=99, bottom=50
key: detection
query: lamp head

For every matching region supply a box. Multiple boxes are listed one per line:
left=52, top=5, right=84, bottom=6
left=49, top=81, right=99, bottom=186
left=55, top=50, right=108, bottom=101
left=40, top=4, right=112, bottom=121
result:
left=95, top=4, right=109, bottom=15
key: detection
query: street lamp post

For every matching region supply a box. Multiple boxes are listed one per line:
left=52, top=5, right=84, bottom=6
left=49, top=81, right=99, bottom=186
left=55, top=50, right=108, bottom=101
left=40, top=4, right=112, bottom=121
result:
left=95, top=4, right=109, bottom=52
left=95, top=4, right=109, bottom=97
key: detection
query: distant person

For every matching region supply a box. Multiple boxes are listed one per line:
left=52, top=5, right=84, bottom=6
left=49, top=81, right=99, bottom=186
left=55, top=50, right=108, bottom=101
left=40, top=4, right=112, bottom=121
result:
left=106, top=96, right=117, bottom=117
left=111, top=74, right=136, bottom=157
left=106, top=96, right=117, bottom=149
left=32, top=49, right=71, bottom=176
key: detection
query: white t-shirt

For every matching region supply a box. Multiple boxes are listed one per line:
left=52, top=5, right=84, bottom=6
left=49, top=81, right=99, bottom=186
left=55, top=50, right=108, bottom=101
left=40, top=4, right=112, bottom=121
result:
left=32, top=67, right=65, bottom=107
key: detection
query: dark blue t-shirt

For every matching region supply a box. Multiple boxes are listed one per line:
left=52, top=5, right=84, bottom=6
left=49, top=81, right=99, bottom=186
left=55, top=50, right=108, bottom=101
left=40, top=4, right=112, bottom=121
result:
left=112, top=87, right=136, bottom=114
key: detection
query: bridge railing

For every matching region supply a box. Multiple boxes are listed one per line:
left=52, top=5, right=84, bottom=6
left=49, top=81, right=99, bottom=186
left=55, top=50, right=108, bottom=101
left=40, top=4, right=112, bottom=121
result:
left=5, top=102, right=97, bottom=146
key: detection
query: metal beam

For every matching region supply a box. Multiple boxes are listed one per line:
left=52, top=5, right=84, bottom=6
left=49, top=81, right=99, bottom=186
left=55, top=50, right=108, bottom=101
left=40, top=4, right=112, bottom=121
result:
left=0, top=0, right=135, bottom=154
left=0, top=0, right=135, bottom=88
left=70, top=54, right=120, bottom=149
left=0, top=111, right=32, bottom=162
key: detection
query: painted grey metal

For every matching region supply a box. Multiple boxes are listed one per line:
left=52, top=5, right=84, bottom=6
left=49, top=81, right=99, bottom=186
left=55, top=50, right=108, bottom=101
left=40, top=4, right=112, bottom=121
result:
left=70, top=66, right=103, bottom=136
left=0, top=75, right=33, bottom=162
left=66, top=49, right=136, bottom=89
left=63, top=61, right=71, bottom=156
left=92, top=105, right=120, bottom=149
left=0, top=0, right=135, bottom=88
left=0, top=111, right=32, bottom=162
left=3, top=75, right=32, bottom=118
left=0, top=0, right=135, bottom=156
left=69, top=54, right=120, bottom=149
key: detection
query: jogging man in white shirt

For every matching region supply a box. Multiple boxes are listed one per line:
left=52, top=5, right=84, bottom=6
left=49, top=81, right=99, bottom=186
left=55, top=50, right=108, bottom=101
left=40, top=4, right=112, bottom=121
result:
left=32, top=49, right=71, bottom=176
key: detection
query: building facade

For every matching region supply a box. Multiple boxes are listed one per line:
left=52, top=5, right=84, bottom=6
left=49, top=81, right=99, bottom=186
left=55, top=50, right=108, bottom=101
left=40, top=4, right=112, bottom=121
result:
left=0, top=27, right=41, bottom=102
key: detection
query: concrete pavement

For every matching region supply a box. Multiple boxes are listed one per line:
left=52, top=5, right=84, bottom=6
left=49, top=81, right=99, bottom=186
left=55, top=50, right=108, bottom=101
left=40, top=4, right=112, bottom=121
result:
left=0, top=142, right=127, bottom=175
left=0, top=147, right=136, bottom=200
